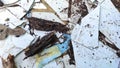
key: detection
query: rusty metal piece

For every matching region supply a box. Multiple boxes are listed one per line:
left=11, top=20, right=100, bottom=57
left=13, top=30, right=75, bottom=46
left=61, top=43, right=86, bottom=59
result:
left=27, top=17, right=69, bottom=33
left=1, top=54, right=16, bottom=68
left=24, top=32, right=58, bottom=59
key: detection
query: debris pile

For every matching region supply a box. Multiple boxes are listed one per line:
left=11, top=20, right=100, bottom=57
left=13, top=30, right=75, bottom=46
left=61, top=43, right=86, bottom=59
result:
left=0, top=0, right=120, bottom=68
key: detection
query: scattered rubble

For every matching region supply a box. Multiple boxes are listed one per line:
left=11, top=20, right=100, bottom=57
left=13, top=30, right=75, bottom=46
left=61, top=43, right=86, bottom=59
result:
left=0, top=0, right=120, bottom=68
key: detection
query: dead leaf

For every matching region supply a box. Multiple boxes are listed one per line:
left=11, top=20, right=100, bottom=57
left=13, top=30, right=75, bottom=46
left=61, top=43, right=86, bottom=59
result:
left=1, top=54, right=16, bottom=68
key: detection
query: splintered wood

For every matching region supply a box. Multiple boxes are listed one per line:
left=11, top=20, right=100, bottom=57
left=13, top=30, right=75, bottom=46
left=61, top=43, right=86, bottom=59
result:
left=24, top=32, right=58, bottom=59
left=27, top=17, right=69, bottom=33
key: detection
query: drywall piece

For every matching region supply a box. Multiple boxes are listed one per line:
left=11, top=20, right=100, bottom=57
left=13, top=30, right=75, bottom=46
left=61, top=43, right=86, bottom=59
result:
left=71, top=6, right=100, bottom=68
left=99, top=0, right=120, bottom=48
left=45, top=0, right=68, bottom=21
left=32, top=12, right=65, bottom=24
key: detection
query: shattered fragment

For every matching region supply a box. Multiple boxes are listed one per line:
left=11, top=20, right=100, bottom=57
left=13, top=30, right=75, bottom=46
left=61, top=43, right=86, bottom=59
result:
left=99, top=31, right=120, bottom=57
left=111, top=0, right=120, bottom=12
left=0, top=24, right=26, bottom=40
left=27, top=17, right=69, bottom=33
left=24, top=32, right=58, bottom=59
left=1, top=54, right=16, bottom=68
left=0, top=0, right=4, bottom=6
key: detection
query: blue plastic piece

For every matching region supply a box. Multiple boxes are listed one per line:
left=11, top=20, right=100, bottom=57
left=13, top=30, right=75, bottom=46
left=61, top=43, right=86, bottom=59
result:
left=57, top=34, right=71, bottom=53
left=37, top=34, right=71, bottom=68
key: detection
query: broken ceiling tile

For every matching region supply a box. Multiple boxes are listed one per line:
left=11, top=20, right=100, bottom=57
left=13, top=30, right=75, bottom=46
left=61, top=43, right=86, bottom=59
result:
left=7, top=6, right=27, bottom=19
left=72, top=6, right=100, bottom=48
left=33, top=3, right=47, bottom=9
left=72, top=39, right=119, bottom=68
left=12, top=33, right=34, bottom=49
left=32, top=12, right=65, bottom=25
left=45, top=0, right=68, bottom=21
left=0, top=9, right=25, bottom=28
left=1, top=0, right=34, bottom=19
left=71, top=6, right=100, bottom=68
left=100, top=0, right=120, bottom=48
left=17, top=0, right=34, bottom=12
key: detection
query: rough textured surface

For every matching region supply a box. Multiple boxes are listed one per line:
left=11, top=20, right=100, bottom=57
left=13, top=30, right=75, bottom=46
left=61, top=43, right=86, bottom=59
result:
left=28, top=17, right=69, bottom=33
left=24, top=32, right=58, bottom=59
